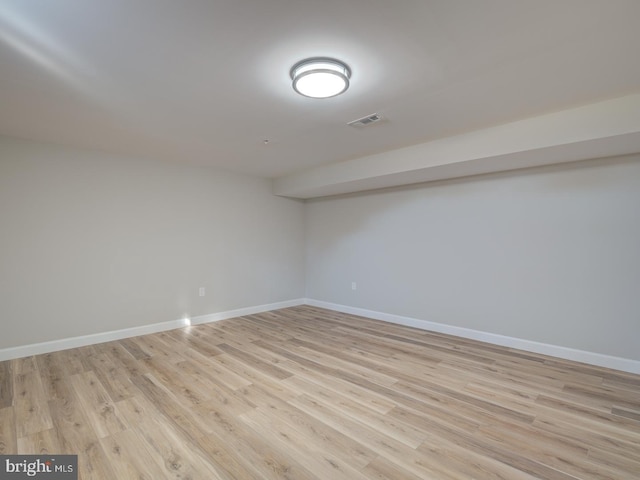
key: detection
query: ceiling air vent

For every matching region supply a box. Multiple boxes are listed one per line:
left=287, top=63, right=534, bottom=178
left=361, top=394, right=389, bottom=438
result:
left=347, top=113, right=382, bottom=127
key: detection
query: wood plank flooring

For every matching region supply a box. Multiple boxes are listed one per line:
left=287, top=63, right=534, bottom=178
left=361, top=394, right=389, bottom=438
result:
left=2, top=305, right=639, bottom=479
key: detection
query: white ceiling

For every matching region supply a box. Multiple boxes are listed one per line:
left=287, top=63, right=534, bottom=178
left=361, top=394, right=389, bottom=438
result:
left=1, top=1, right=640, bottom=181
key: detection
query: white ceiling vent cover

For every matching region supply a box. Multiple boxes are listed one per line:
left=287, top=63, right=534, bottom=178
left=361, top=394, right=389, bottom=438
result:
left=347, top=113, right=383, bottom=127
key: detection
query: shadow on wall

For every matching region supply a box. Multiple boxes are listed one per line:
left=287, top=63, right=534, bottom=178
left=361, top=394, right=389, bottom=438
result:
left=305, top=153, right=640, bottom=253
left=303, top=153, right=640, bottom=360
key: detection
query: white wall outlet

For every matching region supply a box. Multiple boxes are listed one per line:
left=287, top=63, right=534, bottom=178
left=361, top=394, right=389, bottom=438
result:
left=199, top=287, right=205, bottom=297
left=351, top=282, right=357, bottom=290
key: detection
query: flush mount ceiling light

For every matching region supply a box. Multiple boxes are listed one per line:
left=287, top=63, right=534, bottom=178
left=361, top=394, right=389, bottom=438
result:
left=290, top=57, right=351, bottom=98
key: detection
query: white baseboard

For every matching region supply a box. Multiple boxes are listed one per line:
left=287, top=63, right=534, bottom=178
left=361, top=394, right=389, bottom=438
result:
left=188, top=298, right=305, bottom=325
left=304, top=299, right=640, bottom=375
left=0, top=298, right=306, bottom=361
left=4, top=297, right=638, bottom=375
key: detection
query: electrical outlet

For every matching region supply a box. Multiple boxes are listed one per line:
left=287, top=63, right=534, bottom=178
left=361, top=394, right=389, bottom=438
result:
left=199, top=287, right=205, bottom=297
left=351, top=282, right=357, bottom=290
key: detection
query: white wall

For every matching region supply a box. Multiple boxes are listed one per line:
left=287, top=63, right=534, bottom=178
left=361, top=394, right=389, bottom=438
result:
left=305, top=155, right=640, bottom=361
left=0, top=136, right=305, bottom=349
left=3, top=134, right=639, bottom=367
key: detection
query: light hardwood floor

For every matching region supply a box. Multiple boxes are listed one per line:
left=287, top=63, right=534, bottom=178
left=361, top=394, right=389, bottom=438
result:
left=1, top=305, right=639, bottom=479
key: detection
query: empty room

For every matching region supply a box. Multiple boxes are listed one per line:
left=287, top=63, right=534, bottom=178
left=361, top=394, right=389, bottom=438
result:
left=1, top=1, right=639, bottom=479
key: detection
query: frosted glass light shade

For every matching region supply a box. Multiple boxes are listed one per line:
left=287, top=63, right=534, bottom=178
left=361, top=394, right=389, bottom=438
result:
left=291, top=58, right=351, bottom=98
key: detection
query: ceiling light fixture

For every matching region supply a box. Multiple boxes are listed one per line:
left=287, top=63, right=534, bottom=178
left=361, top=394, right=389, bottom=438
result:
left=290, top=57, right=351, bottom=98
